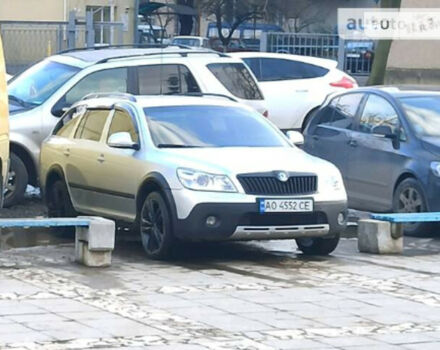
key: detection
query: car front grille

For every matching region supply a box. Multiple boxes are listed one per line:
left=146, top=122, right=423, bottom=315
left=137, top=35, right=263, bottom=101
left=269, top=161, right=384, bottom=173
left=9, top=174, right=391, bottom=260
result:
left=237, top=174, right=317, bottom=196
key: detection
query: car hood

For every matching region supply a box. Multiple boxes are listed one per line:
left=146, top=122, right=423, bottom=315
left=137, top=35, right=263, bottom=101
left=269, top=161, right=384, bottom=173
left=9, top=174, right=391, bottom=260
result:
left=159, top=146, right=337, bottom=176
left=421, top=137, right=440, bottom=157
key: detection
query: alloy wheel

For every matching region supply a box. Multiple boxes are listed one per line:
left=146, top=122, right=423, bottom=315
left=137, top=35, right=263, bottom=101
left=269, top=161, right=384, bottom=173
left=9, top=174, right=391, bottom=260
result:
left=141, top=197, right=166, bottom=255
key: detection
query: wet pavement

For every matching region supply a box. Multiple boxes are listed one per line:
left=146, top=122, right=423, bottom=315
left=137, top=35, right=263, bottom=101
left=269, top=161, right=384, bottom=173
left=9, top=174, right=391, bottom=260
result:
left=1, top=197, right=440, bottom=349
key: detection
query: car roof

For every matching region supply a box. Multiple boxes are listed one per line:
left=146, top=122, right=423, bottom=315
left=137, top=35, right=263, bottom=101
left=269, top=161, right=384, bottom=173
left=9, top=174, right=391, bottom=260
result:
left=343, top=86, right=440, bottom=99
left=230, top=51, right=338, bottom=69
left=56, top=46, right=225, bottom=64
left=76, top=95, right=250, bottom=110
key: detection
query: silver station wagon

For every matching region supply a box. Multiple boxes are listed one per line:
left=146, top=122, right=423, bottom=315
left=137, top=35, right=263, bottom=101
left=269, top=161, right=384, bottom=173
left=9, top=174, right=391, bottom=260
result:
left=40, top=94, right=347, bottom=259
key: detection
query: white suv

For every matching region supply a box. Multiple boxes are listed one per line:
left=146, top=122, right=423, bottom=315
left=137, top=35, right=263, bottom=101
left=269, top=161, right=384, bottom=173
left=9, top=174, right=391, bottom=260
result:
left=232, top=52, right=357, bottom=131
left=6, top=46, right=266, bottom=206
left=40, top=94, right=347, bottom=259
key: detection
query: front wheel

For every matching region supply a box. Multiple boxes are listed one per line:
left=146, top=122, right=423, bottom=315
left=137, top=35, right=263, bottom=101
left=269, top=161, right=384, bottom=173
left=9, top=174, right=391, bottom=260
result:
left=4, top=153, right=28, bottom=207
left=393, top=178, right=432, bottom=236
left=296, top=234, right=340, bottom=255
left=139, top=192, right=174, bottom=260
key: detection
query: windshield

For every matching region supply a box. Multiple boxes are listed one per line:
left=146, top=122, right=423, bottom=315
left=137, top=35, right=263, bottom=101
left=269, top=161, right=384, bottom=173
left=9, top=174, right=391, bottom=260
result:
left=144, top=105, right=288, bottom=148
left=8, top=60, right=80, bottom=107
left=172, top=38, right=201, bottom=47
left=400, top=96, right=440, bottom=137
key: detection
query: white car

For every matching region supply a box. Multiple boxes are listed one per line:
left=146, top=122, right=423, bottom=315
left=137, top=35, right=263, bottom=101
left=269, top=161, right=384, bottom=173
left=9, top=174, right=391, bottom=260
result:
left=6, top=73, right=12, bottom=81
left=6, top=46, right=266, bottom=207
left=232, top=52, right=358, bottom=131
left=172, top=36, right=210, bottom=48
left=40, top=94, right=348, bottom=259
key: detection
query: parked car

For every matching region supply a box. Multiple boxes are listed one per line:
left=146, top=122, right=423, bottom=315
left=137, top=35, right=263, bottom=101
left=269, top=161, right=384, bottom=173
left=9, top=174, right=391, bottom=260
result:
left=171, top=36, right=210, bottom=48
left=304, top=87, right=440, bottom=235
left=345, top=41, right=374, bottom=74
left=40, top=94, right=347, bottom=259
left=232, top=52, right=358, bottom=131
left=6, top=46, right=266, bottom=207
left=0, top=35, right=9, bottom=207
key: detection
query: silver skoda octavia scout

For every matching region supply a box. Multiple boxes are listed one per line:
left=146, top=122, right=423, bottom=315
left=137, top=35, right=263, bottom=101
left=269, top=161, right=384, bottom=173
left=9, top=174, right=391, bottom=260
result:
left=40, top=94, right=348, bottom=259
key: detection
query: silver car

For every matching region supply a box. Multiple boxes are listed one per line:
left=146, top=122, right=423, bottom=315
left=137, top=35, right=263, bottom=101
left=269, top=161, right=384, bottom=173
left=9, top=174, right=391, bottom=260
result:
left=7, top=46, right=266, bottom=206
left=40, top=94, right=347, bottom=259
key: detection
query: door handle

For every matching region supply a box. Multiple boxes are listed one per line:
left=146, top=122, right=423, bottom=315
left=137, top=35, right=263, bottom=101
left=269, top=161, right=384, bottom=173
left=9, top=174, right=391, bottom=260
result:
left=348, top=139, right=358, bottom=147
left=63, top=148, right=70, bottom=157
left=97, top=154, right=105, bottom=163
left=312, top=135, right=319, bottom=141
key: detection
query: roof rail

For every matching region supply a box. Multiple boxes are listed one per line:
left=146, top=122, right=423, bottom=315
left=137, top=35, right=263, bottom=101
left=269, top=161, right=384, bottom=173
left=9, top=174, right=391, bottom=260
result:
left=178, top=92, right=238, bottom=102
left=57, top=43, right=192, bottom=55
left=81, top=92, right=137, bottom=102
left=95, top=49, right=229, bottom=64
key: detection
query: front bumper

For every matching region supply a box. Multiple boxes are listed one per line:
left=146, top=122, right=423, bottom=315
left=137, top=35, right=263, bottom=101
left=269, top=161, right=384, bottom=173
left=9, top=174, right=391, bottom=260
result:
left=173, top=200, right=347, bottom=242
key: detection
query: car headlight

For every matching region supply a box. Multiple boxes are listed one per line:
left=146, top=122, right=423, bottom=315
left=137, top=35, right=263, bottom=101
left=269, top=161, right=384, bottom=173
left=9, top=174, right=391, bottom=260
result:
left=177, top=168, right=237, bottom=192
left=431, top=162, right=440, bottom=177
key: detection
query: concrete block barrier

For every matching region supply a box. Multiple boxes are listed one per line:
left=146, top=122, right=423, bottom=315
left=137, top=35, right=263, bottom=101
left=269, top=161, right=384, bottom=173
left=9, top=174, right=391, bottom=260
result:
left=357, top=219, right=403, bottom=254
left=75, top=216, right=115, bottom=267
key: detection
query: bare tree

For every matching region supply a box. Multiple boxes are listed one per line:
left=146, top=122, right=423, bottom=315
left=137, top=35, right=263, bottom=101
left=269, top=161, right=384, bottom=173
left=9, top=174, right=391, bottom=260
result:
left=282, top=0, right=327, bottom=33
left=201, top=0, right=265, bottom=48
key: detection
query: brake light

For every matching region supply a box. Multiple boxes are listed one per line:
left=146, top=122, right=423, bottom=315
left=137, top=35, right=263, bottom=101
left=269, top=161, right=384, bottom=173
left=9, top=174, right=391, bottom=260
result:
left=330, top=76, right=356, bottom=89
left=263, top=110, right=269, bottom=118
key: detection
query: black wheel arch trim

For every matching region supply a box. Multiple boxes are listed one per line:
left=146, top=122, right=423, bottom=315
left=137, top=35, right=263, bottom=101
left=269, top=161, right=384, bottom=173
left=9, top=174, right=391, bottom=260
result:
left=43, top=164, right=67, bottom=204
left=136, top=172, right=178, bottom=227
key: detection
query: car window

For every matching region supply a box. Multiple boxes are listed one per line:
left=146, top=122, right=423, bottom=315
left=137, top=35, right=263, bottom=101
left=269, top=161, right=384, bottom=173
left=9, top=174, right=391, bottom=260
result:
left=53, top=105, right=86, bottom=137
left=137, top=64, right=200, bottom=95
left=144, top=105, right=288, bottom=148
left=74, top=109, right=110, bottom=141
left=242, top=58, right=262, bottom=80
left=107, top=110, right=139, bottom=144
left=8, top=60, right=80, bottom=107
left=359, top=94, right=399, bottom=134
left=257, top=58, right=329, bottom=81
left=313, top=93, right=363, bottom=131
left=64, top=68, right=128, bottom=106
left=207, top=63, right=263, bottom=100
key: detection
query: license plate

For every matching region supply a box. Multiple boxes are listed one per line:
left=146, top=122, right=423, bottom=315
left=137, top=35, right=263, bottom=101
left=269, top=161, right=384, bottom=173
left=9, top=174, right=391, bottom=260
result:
left=259, top=198, right=313, bottom=213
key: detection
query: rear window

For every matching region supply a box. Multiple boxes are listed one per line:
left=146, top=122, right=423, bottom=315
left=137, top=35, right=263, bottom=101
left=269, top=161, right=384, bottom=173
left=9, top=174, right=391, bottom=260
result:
left=207, top=63, right=263, bottom=100
left=243, top=57, right=329, bottom=81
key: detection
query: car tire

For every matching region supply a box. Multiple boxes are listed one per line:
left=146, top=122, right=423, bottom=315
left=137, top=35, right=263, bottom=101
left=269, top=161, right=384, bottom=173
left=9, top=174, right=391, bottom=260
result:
left=139, top=191, right=174, bottom=260
left=47, top=179, right=76, bottom=218
left=393, top=178, right=432, bottom=236
left=4, top=153, right=28, bottom=208
left=296, top=234, right=340, bottom=255
left=47, top=179, right=77, bottom=235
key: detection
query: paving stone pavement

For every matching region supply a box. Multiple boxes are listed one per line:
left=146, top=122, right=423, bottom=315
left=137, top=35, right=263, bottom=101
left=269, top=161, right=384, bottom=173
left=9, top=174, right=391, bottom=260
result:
left=1, top=235, right=440, bottom=349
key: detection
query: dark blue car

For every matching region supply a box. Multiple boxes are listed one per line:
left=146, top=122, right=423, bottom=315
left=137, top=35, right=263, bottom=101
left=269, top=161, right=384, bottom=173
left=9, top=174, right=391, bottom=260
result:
left=304, top=87, right=440, bottom=234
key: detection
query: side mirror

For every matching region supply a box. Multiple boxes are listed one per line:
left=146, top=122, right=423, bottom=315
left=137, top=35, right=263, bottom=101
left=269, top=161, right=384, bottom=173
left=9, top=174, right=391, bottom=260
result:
left=108, top=132, right=139, bottom=150
left=52, top=106, right=69, bottom=118
left=286, top=130, right=304, bottom=146
left=372, top=125, right=395, bottom=138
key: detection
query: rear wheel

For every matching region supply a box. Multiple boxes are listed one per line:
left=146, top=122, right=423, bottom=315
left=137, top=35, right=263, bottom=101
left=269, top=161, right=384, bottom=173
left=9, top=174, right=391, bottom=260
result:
left=4, top=153, right=28, bottom=207
left=393, top=178, right=432, bottom=236
left=296, top=234, right=340, bottom=255
left=47, top=179, right=77, bottom=235
left=139, top=192, right=174, bottom=260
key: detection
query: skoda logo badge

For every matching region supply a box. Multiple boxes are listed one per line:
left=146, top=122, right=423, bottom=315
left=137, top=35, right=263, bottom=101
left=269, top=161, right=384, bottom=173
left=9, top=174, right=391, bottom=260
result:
left=277, top=172, right=288, bottom=182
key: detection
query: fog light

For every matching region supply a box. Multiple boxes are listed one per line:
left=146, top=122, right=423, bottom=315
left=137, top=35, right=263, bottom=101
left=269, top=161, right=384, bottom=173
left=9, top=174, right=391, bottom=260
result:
left=206, top=216, right=217, bottom=227
left=337, top=212, right=346, bottom=225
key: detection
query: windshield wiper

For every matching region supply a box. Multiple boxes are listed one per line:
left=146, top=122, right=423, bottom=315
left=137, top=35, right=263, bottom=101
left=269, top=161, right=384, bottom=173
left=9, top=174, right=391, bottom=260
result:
left=8, top=95, right=27, bottom=107
left=8, top=95, right=38, bottom=108
left=157, top=144, right=203, bottom=148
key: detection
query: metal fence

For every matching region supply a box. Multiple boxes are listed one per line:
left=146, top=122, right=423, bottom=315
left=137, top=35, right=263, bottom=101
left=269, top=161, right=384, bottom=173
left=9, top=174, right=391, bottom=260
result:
left=260, top=32, right=374, bottom=76
left=0, top=11, right=124, bottom=74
